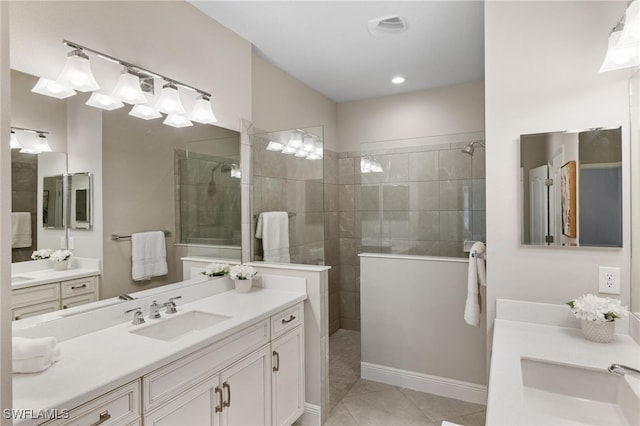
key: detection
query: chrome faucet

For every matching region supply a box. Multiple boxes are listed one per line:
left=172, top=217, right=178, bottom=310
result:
left=608, top=364, right=640, bottom=377
left=149, top=300, right=162, bottom=319
left=149, top=296, right=182, bottom=319
left=124, top=307, right=145, bottom=325
left=163, top=296, right=182, bottom=314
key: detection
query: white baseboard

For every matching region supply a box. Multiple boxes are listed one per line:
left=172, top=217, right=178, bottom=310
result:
left=361, top=362, right=487, bottom=405
left=297, top=403, right=321, bottom=426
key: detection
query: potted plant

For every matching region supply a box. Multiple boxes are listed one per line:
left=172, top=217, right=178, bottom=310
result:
left=228, top=264, right=257, bottom=293
left=50, top=249, right=73, bottom=271
left=567, top=294, right=627, bottom=343
left=201, top=263, right=230, bottom=278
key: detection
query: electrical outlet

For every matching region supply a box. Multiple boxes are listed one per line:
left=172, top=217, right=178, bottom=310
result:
left=599, top=266, right=620, bottom=295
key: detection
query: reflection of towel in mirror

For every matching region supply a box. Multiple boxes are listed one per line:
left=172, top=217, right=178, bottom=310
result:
left=255, top=212, right=290, bottom=263
left=12, top=336, right=61, bottom=373
left=11, top=212, right=32, bottom=248
left=131, top=231, right=168, bottom=281
left=464, top=241, right=486, bottom=327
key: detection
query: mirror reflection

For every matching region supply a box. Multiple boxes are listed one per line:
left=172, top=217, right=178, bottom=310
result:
left=68, top=172, right=92, bottom=230
left=42, top=174, right=65, bottom=229
left=520, top=127, right=622, bottom=247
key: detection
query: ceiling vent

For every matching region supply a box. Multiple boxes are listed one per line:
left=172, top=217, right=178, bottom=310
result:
left=367, top=15, right=408, bottom=36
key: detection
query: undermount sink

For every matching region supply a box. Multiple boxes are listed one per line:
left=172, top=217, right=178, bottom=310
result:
left=521, top=358, right=640, bottom=425
left=129, top=311, right=231, bottom=342
left=11, top=275, right=33, bottom=284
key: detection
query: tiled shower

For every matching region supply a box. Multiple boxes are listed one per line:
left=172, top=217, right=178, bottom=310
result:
left=251, top=130, right=486, bottom=334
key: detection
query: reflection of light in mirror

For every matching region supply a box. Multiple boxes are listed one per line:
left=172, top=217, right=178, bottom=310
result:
left=85, top=93, right=124, bottom=110
left=266, top=141, right=284, bottom=151
left=31, top=77, right=76, bottom=99
left=230, top=164, right=241, bottom=179
left=163, top=114, right=193, bottom=128
left=129, top=104, right=162, bottom=120
left=10, top=131, right=21, bottom=150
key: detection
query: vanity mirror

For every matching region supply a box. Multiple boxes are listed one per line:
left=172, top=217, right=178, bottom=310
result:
left=42, top=174, right=65, bottom=229
left=520, top=127, right=622, bottom=248
left=68, top=172, right=92, bottom=230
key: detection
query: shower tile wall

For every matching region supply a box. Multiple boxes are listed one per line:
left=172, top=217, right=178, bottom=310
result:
left=336, top=143, right=486, bottom=331
left=11, top=151, right=37, bottom=262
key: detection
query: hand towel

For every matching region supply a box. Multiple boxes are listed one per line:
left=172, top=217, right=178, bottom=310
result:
left=464, top=241, right=486, bottom=327
left=12, top=336, right=57, bottom=360
left=255, top=212, right=290, bottom=263
left=131, top=231, right=168, bottom=281
left=13, top=347, right=61, bottom=374
left=11, top=212, right=32, bottom=248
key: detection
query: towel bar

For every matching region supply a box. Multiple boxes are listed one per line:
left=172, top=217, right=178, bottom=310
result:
left=471, top=250, right=486, bottom=260
left=253, top=212, right=296, bottom=220
left=111, top=230, right=171, bottom=241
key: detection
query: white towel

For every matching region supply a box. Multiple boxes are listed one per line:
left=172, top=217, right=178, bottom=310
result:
left=12, top=336, right=57, bottom=360
left=11, top=212, right=32, bottom=248
left=255, top=212, right=290, bottom=263
left=13, top=347, right=61, bottom=374
left=464, top=241, right=486, bottom=327
left=131, top=231, right=168, bottom=281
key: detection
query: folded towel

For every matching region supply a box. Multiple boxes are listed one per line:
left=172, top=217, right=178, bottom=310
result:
left=13, top=347, right=61, bottom=374
left=464, top=241, right=486, bottom=327
left=256, top=212, right=290, bottom=263
left=12, top=336, right=57, bottom=360
left=11, top=212, right=32, bottom=248
left=131, top=231, right=168, bottom=281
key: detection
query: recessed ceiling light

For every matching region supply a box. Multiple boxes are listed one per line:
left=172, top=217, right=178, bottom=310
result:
left=391, top=76, right=406, bottom=84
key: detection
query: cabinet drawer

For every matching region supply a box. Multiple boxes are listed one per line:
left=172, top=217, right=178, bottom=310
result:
left=43, top=380, right=140, bottom=426
left=271, top=303, right=303, bottom=339
left=61, top=277, right=97, bottom=298
left=12, top=283, right=60, bottom=309
left=142, top=319, right=270, bottom=413
left=13, top=300, right=60, bottom=321
left=62, top=293, right=98, bottom=310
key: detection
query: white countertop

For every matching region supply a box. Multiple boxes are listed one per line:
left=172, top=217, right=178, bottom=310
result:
left=11, top=268, right=100, bottom=290
left=13, top=283, right=306, bottom=425
left=487, top=301, right=640, bottom=425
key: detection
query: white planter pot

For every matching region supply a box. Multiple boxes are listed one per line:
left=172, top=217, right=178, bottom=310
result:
left=581, top=319, right=615, bottom=343
left=233, top=278, right=252, bottom=293
left=52, top=260, right=69, bottom=271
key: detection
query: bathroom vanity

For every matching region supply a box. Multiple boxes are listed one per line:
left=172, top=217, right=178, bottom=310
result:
left=12, top=275, right=307, bottom=426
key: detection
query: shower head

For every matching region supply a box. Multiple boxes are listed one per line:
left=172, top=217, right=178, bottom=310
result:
left=461, top=140, right=485, bottom=156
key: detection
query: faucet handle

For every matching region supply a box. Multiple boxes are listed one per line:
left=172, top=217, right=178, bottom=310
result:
left=149, top=300, right=162, bottom=319
left=165, top=296, right=182, bottom=314
left=124, top=307, right=145, bottom=325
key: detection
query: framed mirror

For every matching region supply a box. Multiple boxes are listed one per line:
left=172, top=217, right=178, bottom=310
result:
left=520, top=127, right=622, bottom=247
left=68, top=172, right=92, bottom=230
left=42, top=174, right=65, bottom=229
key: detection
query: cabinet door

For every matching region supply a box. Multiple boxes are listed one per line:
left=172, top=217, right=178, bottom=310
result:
left=144, top=376, right=220, bottom=426
left=271, top=325, right=305, bottom=426
left=62, top=293, right=97, bottom=310
left=220, top=346, right=271, bottom=426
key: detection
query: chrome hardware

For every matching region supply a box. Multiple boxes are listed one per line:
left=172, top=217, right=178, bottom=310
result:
left=273, top=350, right=280, bottom=372
left=149, top=300, right=162, bottom=319
left=223, top=382, right=231, bottom=407
left=282, top=315, right=296, bottom=324
left=609, top=363, right=640, bottom=377
left=163, top=296, right=182, bottom=314
left=125, top=307, right=145, bottom=325
left=88, top=410, right=111, bottom=426
left=70, top=284, right=87, bottom=290
left=215, top=386, right=223, bottom=412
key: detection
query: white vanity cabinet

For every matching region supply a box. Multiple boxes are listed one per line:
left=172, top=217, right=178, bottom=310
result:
left=12, top=276, right=98, bottom=320
left=271, top=325, right=304, bottom=426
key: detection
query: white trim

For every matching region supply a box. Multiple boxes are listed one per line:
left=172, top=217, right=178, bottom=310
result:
left=297, top=403, right=321, bottom=426
left=361, top=362, right=487, bottom=405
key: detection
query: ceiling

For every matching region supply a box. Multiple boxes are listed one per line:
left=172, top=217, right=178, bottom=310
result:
left=190, top=1, right=485, bottom=103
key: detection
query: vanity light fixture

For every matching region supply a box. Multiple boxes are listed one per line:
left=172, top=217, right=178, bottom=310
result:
left=188, top=94, right=218, bottom=124
left=230, top=164, right=241, bottom=179
left=112, top=68, right=148, bottom=104
left=129, top=104, right=162, bottom=120
left=621, top=0, right=640, bottom=44
left=10, top=130, right=21, bottom=150
left=34, top=133, right=52, bottom=153
left=288, top=130, right=303, bottom=149
left=57, top=48, right=100, bottom=92
left=155, top=82, right=186, bottom=115
left=31, top=78, right=76, bottom=99
left=600, top=1, right=640, bottom=72
left=163, top=114, right=193, bottom=128
left=266, top=141, right=284, bottom=151
left=281, top=145, right=297, bottom=155
left=85, top=93, right=124, bottom=111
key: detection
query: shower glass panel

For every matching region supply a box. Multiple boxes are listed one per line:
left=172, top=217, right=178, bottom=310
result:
left=359, top=137, right=486, bottom=258
left=175, top=136, right=241, bottom=260
left=252, top=126, right=325, bottom=265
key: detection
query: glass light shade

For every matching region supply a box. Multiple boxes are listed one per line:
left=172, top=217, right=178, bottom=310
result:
left=314, top=141, right=323, bottom=156
left=188, top=96, right=218, bottom=124
left=129, top=104, right=162, bottom=120
left=35, top=135, right=52, bottom=153
left=155, top=84, right=186, bottom=114
left=10, top=131, right=21, bottom=150
left=307, top=153, right=322, bottom=160
left=57, top=52, right=100, bottom=92
left=600, top=30, right=640, bottom=72
left=288, top=131, right=303, bottom=149
left=230, top=164, right=241, bottom=179
left=163, top=114, right=193, bottom=128
left=266, top=141, right=284, bottom=151
left=282, top=145, right=297, bottom=155
left=31, top=78, right=76, bottom=99
left=295, top=149, right=308, bottom=158
left=112, top=71, right=148, bottom=104
left=86, top=93, right=124, bottom=110
left=621, top=0, right=640, bottom=44
left=303, top=136, right=315, bottom=152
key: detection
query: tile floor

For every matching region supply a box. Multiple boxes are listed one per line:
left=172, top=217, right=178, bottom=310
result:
left=326, top=329, right=486, bottom=426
